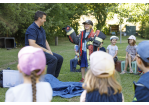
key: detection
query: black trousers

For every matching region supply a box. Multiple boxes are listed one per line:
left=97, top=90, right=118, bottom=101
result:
left=44, top=52, right=63, bottom=78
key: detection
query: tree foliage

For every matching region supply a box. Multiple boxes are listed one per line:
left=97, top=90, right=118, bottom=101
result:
left=86, top=3, right=118, bottom=30
left=0, top=3, right=116, bottom=44
left=0, top=3, right=40, bottom=43
left=39, top=3, right=87, bottom=38
left=106, top=3, right=149, bottom=38
left=108, top=3, right=149, bottom=24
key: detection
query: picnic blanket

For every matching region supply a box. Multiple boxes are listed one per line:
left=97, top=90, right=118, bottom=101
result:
left=42, top=74, right=84, bottom=98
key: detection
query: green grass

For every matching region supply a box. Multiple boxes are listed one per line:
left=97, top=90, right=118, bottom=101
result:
left=0, top=35, right=147, bottom=102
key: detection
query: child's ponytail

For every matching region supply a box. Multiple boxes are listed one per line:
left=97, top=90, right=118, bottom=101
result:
left=31, top=71, right=37, bottom=102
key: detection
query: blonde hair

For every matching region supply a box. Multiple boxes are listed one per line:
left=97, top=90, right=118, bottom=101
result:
left=24, top=69, right=41, bottom=102
left=82, top=69, right=122, bottom=95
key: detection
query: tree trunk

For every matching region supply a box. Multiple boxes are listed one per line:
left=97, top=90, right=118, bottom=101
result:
left=55, top=36, right=58, bottom=46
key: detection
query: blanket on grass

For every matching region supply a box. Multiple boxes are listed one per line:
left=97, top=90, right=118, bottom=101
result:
left=43, top=74, right=84, bottom=98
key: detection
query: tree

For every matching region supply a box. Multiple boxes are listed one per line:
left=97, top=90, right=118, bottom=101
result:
left=0, top=3, right=118, bottom=44
left=0, top=3, right=40, bottom=44
left=85, top=3, right=118, bottom=30
left=0, top=3, right=88, bottom=44
left=107, top=3, right=149, bottom=24
left=38, top=3, right=87, bottom=41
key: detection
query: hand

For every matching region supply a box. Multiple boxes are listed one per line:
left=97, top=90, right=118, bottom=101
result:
left=76, top=52, right=79, bottom=56
left=46, top=50, right=53, bottom=55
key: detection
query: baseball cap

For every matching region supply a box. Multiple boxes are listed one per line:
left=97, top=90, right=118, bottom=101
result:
left=82, top=20, right=93, bottom=26
left=90, top=51, right=115, bottom=77
left=128, top=35, right=136, bottom=41
left=137, top=41, right=149, bottom=63
left=18, top=46, right=46, bottom=75
left=110, top=36, right=119, bottom=40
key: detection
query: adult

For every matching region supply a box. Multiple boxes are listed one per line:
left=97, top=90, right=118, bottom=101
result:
left=25, top=11, right=63, bottom=78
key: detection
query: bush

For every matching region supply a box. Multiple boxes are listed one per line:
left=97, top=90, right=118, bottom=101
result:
left=101, top=26, right=110, bottom=35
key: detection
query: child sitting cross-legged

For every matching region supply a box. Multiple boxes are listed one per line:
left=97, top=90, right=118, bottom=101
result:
left=70, top=45, right=79, bottom=72
left=80, top=51, right=124, bottom=102
left=5, top=46, right=53, bottom=102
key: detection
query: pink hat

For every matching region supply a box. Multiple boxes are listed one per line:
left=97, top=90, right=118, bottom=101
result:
left=18, top=46, right=46, bottom=75
left=90, top=51, right=115, bottom=77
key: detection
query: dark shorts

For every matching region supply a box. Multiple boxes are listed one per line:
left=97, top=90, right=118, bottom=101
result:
left=80, top=51, right=88, bottom=68
left=114, top=57, right=118, bottom=63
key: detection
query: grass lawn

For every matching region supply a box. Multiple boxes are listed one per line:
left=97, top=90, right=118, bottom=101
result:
left=0, top=35, right=147, bottom=102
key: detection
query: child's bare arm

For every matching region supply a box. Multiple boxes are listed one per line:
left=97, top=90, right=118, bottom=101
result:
left=113, top=50, right=118, bottom=58
left=122, top=93, right=125, bottom=102
left=107, top=49, right=109, bottom=53
left=80, top=90, right=87, bottom=102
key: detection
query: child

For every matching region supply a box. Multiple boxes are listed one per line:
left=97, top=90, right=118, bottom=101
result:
left=70, top=45, right=79, bottom=72
left=64, top=20, right=106, bottom=82
left=97, top=42, right=106, bottom=52
left=80, top=51, right=124, bottom=102
left=5, top=46, right=53, bottom=102
left=120, top=35, right=137, bottom=74
left=133, top=41, right=149, bottom=102
left=107, top=36, right=119, bottom=63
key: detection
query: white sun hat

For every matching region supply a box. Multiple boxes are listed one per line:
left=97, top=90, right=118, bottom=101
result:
left=90, top=51, right=115, bottom=77
left=128, top=35, right=136, bottom=41
left=110, top=36, right=119, bottom=40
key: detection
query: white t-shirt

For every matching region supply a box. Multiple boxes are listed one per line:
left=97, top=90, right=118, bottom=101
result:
left=5, top=82, right=53, bottom=102
left=107, top=45, right=118, bottom=57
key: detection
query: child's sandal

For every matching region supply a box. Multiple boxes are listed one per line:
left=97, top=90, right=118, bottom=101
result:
left=129, top=68, right=133, bottom=73
left=120, top=70, right=127, bottom=74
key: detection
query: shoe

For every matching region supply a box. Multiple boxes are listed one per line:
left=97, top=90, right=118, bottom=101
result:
left=120, top=70, right=127, bottom=74
left=76, top=69, right=81, bottom=72
left=79, top=78, right=84, bottom=82
left=129, top=68, right=133, bottom=74
left=134, top=72, right=141, bottom=75
left=70, top=68, right=76, bottom=72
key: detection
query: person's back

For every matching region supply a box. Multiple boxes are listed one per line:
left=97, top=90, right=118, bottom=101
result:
left=5, top=46, right=53, bottom=102
left=80, top=51, right=123, bottom=102
left=85, top=88, right=122, bottom=102
left=5, top=82, right=52, bottom=102
left=133, top=41, right=149, bottom=102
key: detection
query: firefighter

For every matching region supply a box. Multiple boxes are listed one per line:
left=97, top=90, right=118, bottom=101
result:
left=63, top=20, right=106, bottom=82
